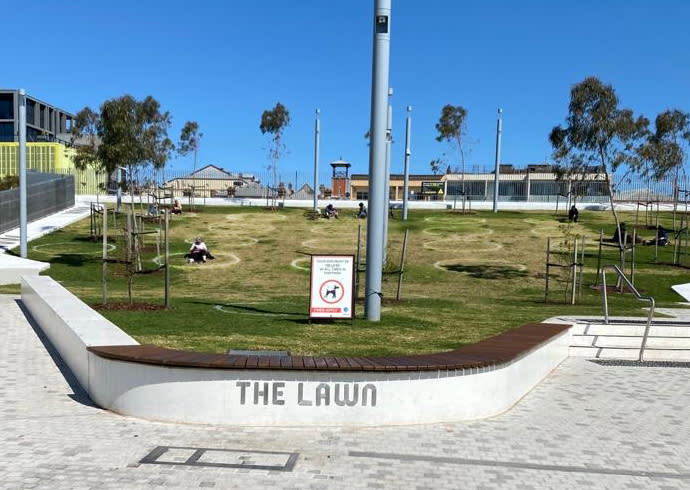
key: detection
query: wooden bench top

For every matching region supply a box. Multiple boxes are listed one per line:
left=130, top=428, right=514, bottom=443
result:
left=87, top=322, right=569, bottom=372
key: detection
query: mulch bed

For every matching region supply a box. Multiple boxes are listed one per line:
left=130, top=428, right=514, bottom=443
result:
left=93, top=302, right=167, bottom=311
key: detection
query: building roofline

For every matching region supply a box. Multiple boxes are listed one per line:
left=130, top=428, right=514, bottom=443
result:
left=0, top=89, right=74, bottom=118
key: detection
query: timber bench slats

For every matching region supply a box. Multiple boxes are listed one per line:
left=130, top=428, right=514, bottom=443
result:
left=87, top=323, right=569, bottom=372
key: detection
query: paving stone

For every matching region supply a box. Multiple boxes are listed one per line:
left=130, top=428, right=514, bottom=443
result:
left=2, top=294, right=690, bottom=489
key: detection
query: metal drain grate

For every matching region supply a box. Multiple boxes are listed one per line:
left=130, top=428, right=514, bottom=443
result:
left=590, top=359, right=690, bottom=368
left=140, top=446, right=298, bottom=471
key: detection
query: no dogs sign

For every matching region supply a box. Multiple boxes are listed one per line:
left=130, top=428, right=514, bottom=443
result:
left=309, top=255, right=355, bottom=319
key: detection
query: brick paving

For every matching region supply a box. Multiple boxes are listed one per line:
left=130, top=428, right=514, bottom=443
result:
left=1, top=293, right=689, bottom=490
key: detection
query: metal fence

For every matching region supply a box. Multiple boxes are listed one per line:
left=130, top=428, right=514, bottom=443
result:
left=18, top=166, right=690, bottom=205
left=52, top=168, right=318, bottom=200
left=0, top=172, right=75, bottom=234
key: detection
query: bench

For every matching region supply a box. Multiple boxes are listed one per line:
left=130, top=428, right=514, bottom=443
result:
left=89, top=322, right=569, bottom=372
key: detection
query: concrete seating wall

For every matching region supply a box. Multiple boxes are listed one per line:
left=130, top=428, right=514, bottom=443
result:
left=21, top=275, right=138, bottom=393
left=21, top=274, right=571, bottom=427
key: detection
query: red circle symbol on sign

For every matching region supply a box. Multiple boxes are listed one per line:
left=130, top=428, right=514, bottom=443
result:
left=319, top=279, right=345, bottom=304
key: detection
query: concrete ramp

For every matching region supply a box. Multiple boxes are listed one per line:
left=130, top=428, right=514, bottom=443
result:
left=0, top=254, right=49, bottom=285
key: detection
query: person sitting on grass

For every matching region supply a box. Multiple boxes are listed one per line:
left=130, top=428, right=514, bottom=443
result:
left=325, top=203, right=339, bottom=219
left=568, top=204, right=579, bottom=222
left=184, top=237, right=215, bottom=263
left=356, top=202, right=367, bottom=219
left=171, top=199, right=182, bottom=215
left=644, top=226, right=670, bottom=246
left=148, top=202, right=159, bottom=216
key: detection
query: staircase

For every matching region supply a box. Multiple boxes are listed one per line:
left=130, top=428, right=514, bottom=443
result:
left=567, top=316, right=690, bottom=361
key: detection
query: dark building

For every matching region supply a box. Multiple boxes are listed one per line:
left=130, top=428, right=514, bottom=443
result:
left=0, top=89, right=73, bottom=143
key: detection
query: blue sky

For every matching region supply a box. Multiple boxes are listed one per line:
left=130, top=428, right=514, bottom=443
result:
left=6, top=1, right=690, bottom=182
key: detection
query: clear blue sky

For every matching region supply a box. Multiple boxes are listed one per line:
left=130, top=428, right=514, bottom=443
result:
left=6, top=1, right=689, bottom=181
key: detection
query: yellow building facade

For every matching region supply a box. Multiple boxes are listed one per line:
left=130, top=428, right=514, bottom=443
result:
left=0, top=142, right=75, bottom=175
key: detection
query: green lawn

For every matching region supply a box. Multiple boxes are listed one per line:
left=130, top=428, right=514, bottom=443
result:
left=17, top=205, right=690, bottom=356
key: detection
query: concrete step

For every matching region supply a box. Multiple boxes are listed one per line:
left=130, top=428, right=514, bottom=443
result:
left=571, top=335, right=642, bottom=348
left=570, top=323, right=690, bottom=337
left=642, top=349, right=690, bottom=361
left=570, top=345, right=690, bottom=361
left=569, top=319, right=690, bottom=361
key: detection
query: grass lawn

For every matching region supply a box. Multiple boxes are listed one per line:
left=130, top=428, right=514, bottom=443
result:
left=17, top=204, right=690, bottom=356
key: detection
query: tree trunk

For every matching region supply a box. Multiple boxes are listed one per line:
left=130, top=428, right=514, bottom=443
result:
left=605, top=172, right=625, bottom=267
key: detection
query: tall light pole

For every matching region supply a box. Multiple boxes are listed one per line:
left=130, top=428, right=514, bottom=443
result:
left=493, top=108, right=503, bottom=213
left=313, top=109, right=320, bottom=213
left=365, top=0, right=391, bottom=321
left=402, top=105, right=411, bottom=220
left=18, top=89, right=27, bottom=258
left=382, top=93, right=392, bottom=264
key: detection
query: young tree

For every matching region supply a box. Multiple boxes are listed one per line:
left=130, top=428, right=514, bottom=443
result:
left=436, top=105, right=469, bottom=208
left=549, top=76, right=649, bottom=253
left=637, top=109, right=690, bottom=227
left=71, top=94, right=175, bottom=304
left=260, top=102, right=290, bottom=207
left=178, top=121, right=203, bottom=210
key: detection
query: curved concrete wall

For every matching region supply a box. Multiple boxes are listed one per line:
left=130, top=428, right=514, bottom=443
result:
left=22, top=275, right=570, bottom=427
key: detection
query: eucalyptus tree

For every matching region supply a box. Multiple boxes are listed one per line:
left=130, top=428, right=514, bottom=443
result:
left=549, top=76, right=649, bottom=252
left=436, top=105, right=469, bottom=208
left=637, top=109, right=690, bottom=227
left=178, top=121, right=203, bottom=209
left=260, top=102, right=290, bottom=206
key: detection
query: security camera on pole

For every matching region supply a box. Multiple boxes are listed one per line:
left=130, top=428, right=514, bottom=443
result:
left=365, top=0, right=392, bottom=322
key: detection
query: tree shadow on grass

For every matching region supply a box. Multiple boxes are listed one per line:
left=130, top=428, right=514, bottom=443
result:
left=441, top=264, right=528, bottom=279
left=50, top=253, right=95, bottom=268
left=193, top=300, right=304, bottom=317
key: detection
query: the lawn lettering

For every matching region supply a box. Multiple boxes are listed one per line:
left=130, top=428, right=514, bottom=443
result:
left=235, top=381, right=377, bottom=407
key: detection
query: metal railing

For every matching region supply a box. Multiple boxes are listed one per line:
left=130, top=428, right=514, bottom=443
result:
left=601, top=264, right=655, bottom=361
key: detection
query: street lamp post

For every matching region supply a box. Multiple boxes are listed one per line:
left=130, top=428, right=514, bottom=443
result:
left=365, top=0, right=392, bottom=321
left=493, top=108, right=503, bottom=213
left=402, top=105, right=411, bottom=220
left=313, top=109, right=320, bottom=213
left=18, top=89, right=27, bottom=258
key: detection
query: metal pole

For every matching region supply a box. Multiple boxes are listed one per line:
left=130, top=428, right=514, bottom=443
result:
left=313, top=109, right=320, bottom=213
left=396, top=228, right=409, bottom=300
left=18, top=89, right=27, bottom=258
left=595, top=229, right=603, bottom=286
left=365, top=0, right=391, bottom=321
left=102, top=203, right=108, bottom=306
left=545, top=237, right=551, bottom=303
left=402, top=106, right=411, bottom=221
left=571, top=238, right=578, bottom=305
left=165, top=210, right=170, bottom=308
left=382, top=98, right=393, bottom=264
left=492, top=108, right=502, bottom=213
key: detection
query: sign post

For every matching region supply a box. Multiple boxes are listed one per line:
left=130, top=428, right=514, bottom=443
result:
left=309, top=255, right=355, bottom=320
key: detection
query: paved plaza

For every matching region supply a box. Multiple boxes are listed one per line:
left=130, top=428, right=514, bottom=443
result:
left=1, top=294, right=689, bottom=490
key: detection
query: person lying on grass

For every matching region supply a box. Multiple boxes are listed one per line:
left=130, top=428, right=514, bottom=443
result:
left=184, top=236, right=215, bottom=263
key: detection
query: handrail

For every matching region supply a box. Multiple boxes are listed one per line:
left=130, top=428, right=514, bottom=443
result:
left=601, top=264, right=655, bottom=362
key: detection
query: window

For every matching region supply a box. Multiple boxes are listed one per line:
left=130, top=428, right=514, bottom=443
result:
left=356, top=192, right=368, bottom=200
left=0, top=122, right=13, bottom=142
left=26, top=100, right=36, bottom=125
left=0, top=94, right=13, bottom=119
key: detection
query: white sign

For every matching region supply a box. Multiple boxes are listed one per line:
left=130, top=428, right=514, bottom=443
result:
left=309, top=255, right=355, bottom=319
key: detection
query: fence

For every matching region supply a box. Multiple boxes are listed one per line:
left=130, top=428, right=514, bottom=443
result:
left=0, top=172, right=75, bottom=234
left=7, top=165, right=690, bottom=205
left=52, top=167, right=318, bottom=200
